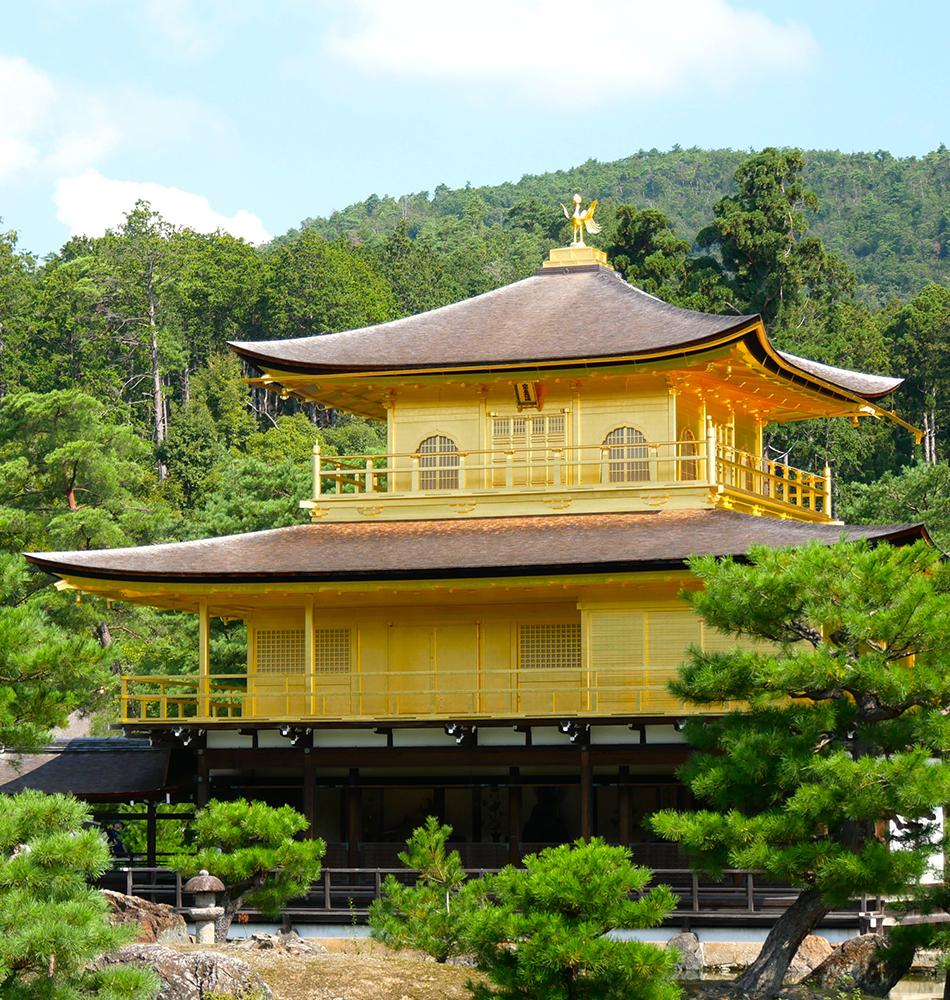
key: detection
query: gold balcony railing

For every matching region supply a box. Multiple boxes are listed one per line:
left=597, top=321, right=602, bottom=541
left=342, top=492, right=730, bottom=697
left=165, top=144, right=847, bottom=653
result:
left=121, top=666, right=730, bottom=724
left=306, top=433, right=831, bottom=517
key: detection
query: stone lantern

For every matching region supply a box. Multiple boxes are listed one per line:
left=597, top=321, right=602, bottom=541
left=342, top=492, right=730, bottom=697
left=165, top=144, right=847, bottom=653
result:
left=183, top=869, right=225, bottom=945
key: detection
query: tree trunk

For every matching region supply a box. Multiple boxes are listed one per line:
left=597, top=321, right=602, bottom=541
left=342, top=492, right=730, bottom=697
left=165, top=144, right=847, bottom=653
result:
left=146, top=258, right=167, bottom=481
left=732, top=887, right=829, bottom=997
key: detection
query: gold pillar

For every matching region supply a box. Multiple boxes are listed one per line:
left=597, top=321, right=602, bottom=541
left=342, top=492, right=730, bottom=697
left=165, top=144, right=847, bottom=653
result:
left=198, top=599, right=210, bottom=718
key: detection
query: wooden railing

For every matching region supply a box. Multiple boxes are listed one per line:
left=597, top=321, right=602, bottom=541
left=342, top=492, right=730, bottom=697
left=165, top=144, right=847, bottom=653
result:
left=307, top=432, right=831, bottom=517
left=106, top=865, right=874, bottom=926
left=120, top=665, right=729, bottom=723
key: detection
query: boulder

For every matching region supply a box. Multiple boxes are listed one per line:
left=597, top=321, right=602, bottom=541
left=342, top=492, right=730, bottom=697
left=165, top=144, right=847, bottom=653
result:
left=668, top=931, right=704, bottom=979
left=94, top=944, right=272, bottom=1000
left=232, top=930, right=328, bottom=955
left=805, top=933, right=909, bottom=997
left=101, top=890, right=189, bottom=945
left=789, top=934, right=834, bottom=974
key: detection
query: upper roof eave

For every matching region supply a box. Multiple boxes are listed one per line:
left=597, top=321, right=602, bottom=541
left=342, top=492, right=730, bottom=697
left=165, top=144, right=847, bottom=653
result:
left=229, top=267, right=902, bottom=403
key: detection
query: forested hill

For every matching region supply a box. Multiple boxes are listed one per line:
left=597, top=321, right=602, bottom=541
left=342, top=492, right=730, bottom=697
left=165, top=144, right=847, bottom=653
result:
left=290, top=146, right=950, bottom=306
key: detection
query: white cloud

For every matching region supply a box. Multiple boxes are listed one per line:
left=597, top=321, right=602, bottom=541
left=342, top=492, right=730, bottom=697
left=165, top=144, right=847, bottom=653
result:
left=0, top=56, right=58, bottom=181
left=0, top=53, right=207, bottom=186
left=53, top=170, right=271, bottom=244
left=327, top=0, right=819, bottom=105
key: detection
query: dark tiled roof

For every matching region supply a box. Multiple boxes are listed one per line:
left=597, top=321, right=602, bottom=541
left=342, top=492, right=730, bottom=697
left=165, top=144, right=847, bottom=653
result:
left=0, top=739, right=169, bottom=797
left=777, top=352, right=902, bottom=400
left=229, top=266, right=901, bottom=401
left=231, top=267, right=753, bottom=371
left=25, top=510, right=927, bottom=584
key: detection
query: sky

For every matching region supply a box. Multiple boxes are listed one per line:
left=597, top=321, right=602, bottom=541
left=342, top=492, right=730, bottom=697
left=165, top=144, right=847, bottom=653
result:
left=1, top=0, right=948, bottom=258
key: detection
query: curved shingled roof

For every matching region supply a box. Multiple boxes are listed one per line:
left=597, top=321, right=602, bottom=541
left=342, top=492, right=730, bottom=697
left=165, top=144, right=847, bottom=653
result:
left=230, top=265, right=902, bottom=401
left=26, top=509, right=927, bottom=584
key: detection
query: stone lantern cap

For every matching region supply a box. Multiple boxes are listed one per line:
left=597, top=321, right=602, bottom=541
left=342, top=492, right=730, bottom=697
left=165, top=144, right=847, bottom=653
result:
left=184, top=869, right=225, bottom=893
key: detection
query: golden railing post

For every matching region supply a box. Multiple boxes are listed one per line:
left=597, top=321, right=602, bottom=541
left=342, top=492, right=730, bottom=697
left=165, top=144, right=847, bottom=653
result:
left=335, top=462, right=343, bottom=494
left=553, top=448, right=562, bottom=486
left=311, top=441, right=322, bottom=499
left=459, top=453, right=467, bottom=490
left=411, top=455, right=420, bottom=492
left=600, top=446, right=610, bottom=484
left=365, top=459, right=374, bottom=494
left=824, top=464, right=832, bottom=517
left=705, top=422, right=717, bottom=484
left=198, top=599, right=210, bottom=718
left=505, top=452, right=514, bottom=489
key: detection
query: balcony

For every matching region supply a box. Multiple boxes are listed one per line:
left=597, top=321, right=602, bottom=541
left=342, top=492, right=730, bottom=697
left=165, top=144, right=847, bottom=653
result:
left=120, top=665, right=729, bottom=725
left=300, top=431, right=833, bottom=522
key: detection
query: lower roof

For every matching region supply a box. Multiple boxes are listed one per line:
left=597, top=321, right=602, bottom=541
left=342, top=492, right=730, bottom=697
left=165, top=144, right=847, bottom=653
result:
left=25, top=509, right=928, bottom=585
left=0, top=739, right=169, bottom=799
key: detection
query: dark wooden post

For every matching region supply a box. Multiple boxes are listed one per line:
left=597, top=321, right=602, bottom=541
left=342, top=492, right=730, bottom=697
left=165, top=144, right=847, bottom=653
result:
left=146, top=801, right=157, bottom=867
left=618, top=765, right=631, bottom=847
left=347, top=767, right=361, bottom=875
left=196, top=751, right=210, bottom=807
left=580, top=750, right=593, bottom=841
left=508, top=767, right=521, bottom=866
left=433, top=786, right=446, bottom=824
left=303, top=751, right=316, bottom=838
left=472, top=786, right=483, bottom=843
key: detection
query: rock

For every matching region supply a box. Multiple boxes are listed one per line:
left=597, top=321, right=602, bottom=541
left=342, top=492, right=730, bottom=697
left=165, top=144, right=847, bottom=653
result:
left=94, top=944, right=272, bottom=1000
left=702, top=941, right=760, bottom=971
left=232, top=930, right=328, bottom=954
left=668, top=931, right=704, bottom=979
left=101, top=890, right=189, bottom=945
left=805, top=933, right=909, bottom=997
left=789, top=934, right=834, bottom=974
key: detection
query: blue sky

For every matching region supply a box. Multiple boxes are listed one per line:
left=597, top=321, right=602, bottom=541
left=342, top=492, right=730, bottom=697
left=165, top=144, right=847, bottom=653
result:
left=1, top=0, right=948, bottom=257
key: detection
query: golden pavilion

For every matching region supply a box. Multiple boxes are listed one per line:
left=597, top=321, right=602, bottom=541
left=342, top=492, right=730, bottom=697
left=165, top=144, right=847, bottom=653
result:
left=26, top=241, right=924, bottom=870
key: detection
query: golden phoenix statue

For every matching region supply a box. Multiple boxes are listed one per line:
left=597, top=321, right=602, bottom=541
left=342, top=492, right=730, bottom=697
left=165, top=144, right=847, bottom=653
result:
left=560, top=194, right=602, bottom=248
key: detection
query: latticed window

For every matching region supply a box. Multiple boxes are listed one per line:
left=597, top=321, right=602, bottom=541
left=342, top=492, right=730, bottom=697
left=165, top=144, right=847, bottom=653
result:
left=679, top=427, right=699, bottom=481
left=315, top=628, right=350, bottom=674
left=256, top=629, right=305, bottom=675
left=604, top=426, right=650, bottom=482
left=519, top=624, right=582, bottom=670
left=417, top=435, right=459, bottom=490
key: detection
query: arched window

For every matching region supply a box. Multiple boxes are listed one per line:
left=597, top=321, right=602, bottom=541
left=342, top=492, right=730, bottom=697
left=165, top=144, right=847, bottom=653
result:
left=679, top=427, right=699, bottom=482
left=604, top=426, right=650, bottom=483
left=417, top=435, right=459, bottom=490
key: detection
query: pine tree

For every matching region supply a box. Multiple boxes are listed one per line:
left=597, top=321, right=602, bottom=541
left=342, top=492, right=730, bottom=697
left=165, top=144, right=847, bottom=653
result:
left=368, top=816, right=482, bottom=963
left=649, top=539, right=950, bottom=997
left=174, top=799, right=325, bottom=942
left=0, top=790, right=159, bottom=999
left=467, top=839, right=679, bottom=1000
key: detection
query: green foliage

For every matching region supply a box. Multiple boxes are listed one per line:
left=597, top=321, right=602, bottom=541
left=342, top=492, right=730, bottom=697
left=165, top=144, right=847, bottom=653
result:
left=174, top=799, right=324, bottom=942
left=649, top=539, right=950, bottom=988
left=368, top=816, right=482, bottom=963
left=836, top=462, right=950, bottom=548
left=467, top=838, right=679, bottom=1000
left=0, top=553, right=116, bottom=753
left=263, top=230, right=399, bottom=338
left=0, top=790, right=160, bottom=1000
left=696, top=148, right=855, bottom=328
